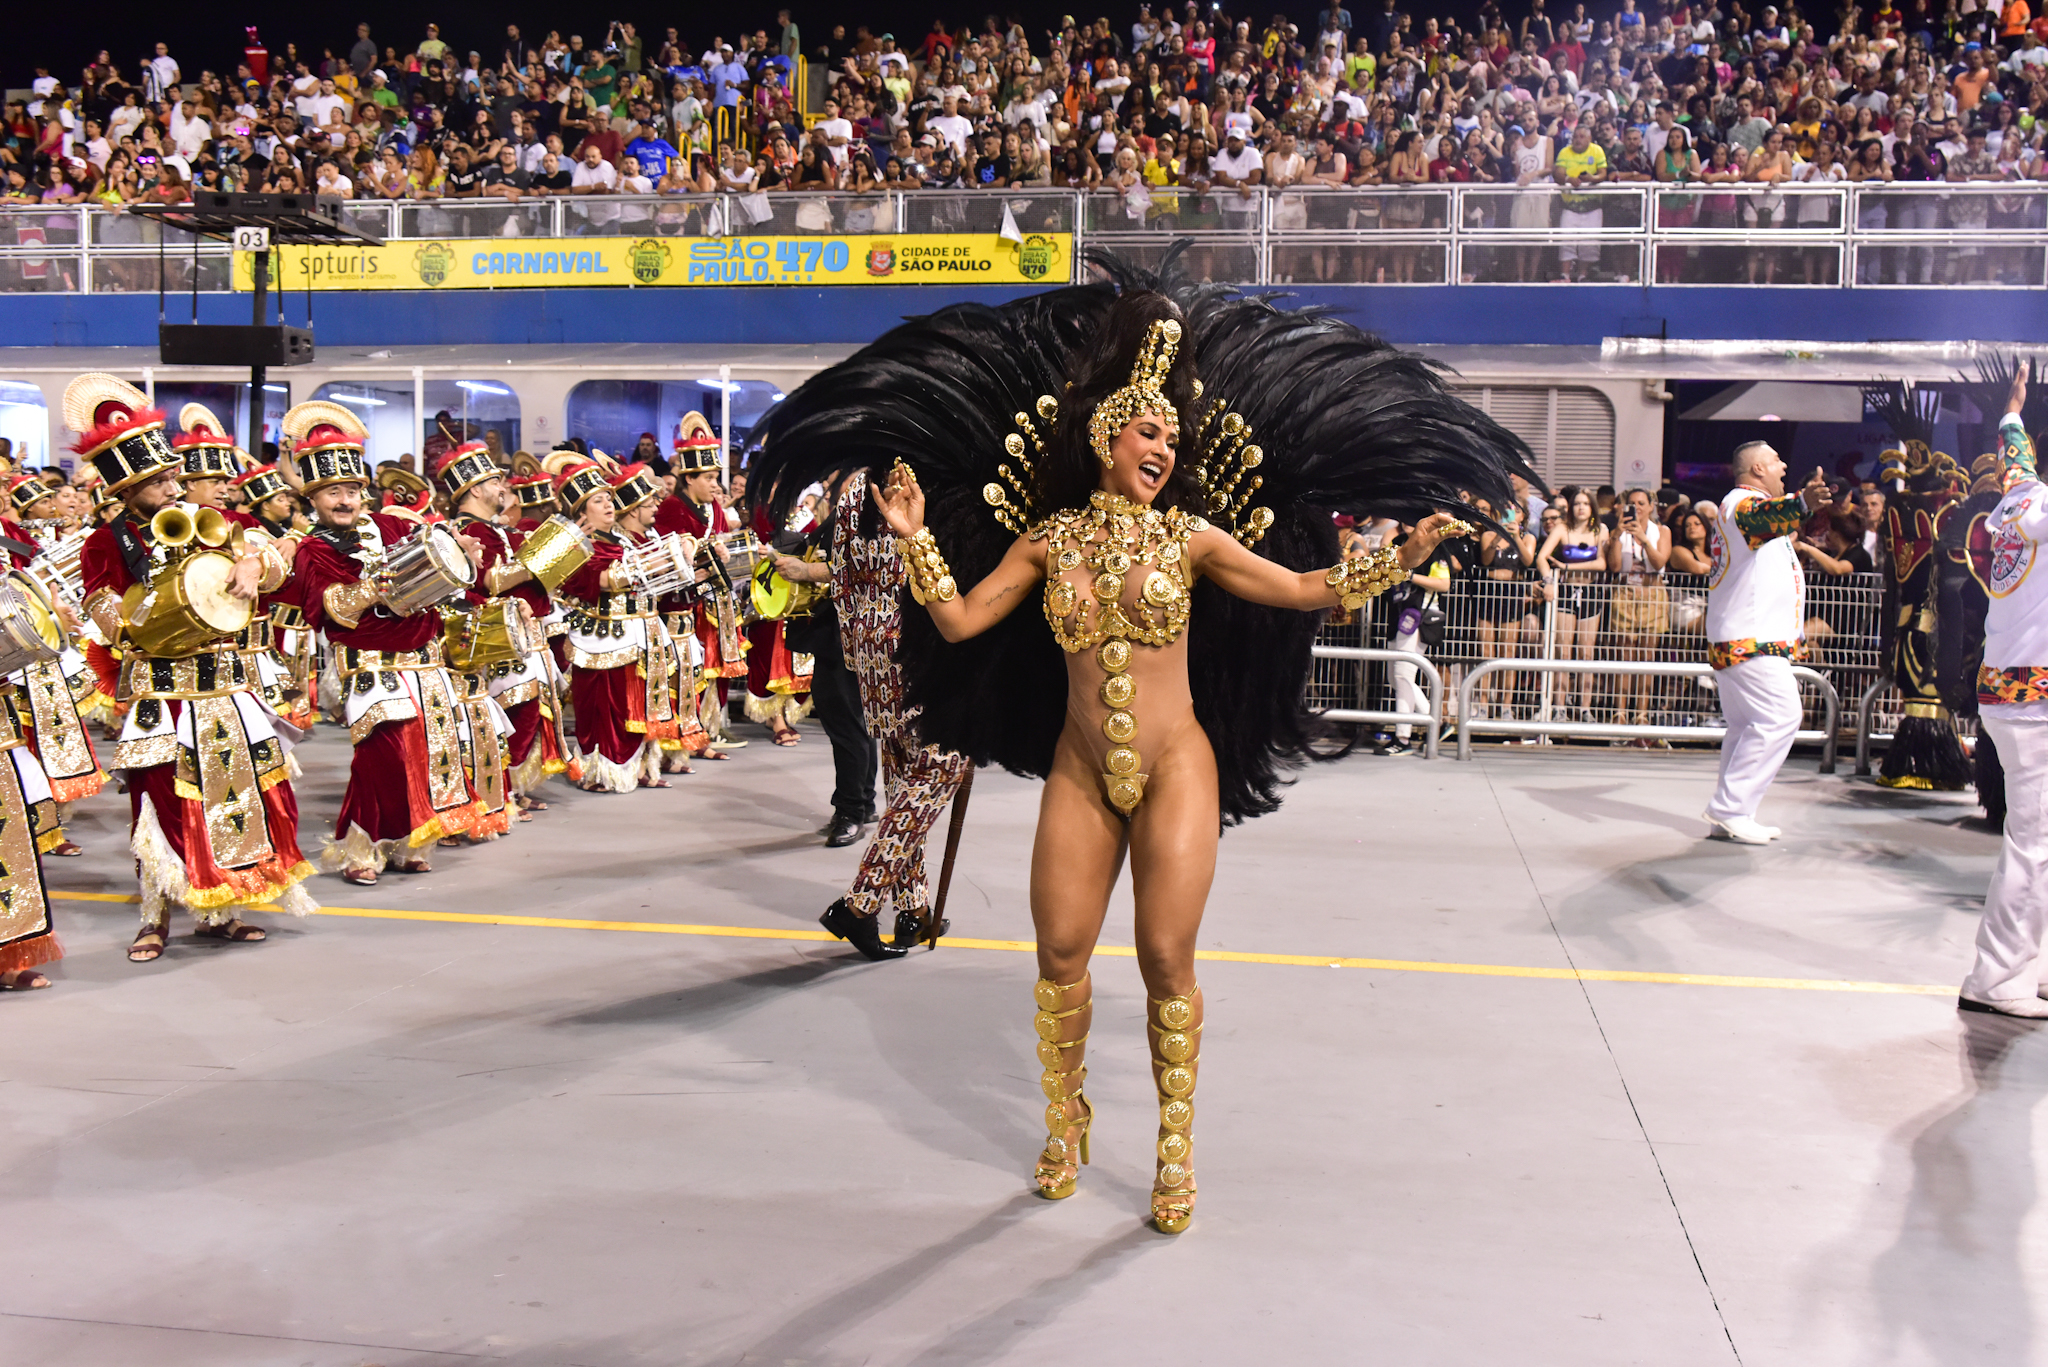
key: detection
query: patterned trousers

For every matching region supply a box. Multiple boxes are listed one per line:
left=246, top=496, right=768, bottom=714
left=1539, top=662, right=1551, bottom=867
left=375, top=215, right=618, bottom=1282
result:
left=845, top=727, right=972, bottom=919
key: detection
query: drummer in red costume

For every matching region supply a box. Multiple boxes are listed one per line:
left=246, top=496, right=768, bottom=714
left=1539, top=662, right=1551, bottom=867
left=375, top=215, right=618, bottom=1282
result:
left=0, top=471, right=104, bottom=852
left=69, top=374, right=314, bottom=963
left=285, top=402, right=486, bottom=885
left=436, top=439, right=571, bottom=820
left=743, top=495, right=815, bottom=745
left=179, top=405, right=315, bottom=734
left=554, top=455, right=691, bottom=790
left=227, top=460, right=317, bottom=727
left=658, top=416, right=746, bottom=752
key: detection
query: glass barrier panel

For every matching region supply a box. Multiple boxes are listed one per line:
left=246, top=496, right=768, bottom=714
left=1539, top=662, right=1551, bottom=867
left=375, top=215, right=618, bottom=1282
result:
left=88, top=250, right=233, bottom=294
left=1853, top=239, right=2045, bottom=287
left=0, top=250, right=81, bottom=292
left=339, top=202, right=395, bottom=239
left=1649, top=239, right=1843, bottom=285
left=898, top=192, right=1076, bottom=234
left=1272, top=238, right=1449, bottom=283
left=1100, top=238, right=1263, bottom=283
left=1457, top=240, right=1645, bottom=284
left=401, top=200, right=553, bottom=240
left=1856, top=185, right=2048, bottom=234
left=1652, top=184, right=1848, bottom=232
left=1458, top=185, right=1646, bottom=232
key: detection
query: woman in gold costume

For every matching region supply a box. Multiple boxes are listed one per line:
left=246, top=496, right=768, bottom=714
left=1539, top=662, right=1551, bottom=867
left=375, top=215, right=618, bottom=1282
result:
left=754, top=271, right=1530, bottom=1235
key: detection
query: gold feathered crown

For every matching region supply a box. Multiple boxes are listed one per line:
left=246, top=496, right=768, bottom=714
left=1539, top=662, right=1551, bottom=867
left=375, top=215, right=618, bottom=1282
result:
left=1088, top=318, right=1182, bottom=466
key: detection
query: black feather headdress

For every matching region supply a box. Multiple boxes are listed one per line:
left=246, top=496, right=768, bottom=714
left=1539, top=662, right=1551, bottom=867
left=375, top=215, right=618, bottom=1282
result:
left=749, top=249, right=1536, bottom=824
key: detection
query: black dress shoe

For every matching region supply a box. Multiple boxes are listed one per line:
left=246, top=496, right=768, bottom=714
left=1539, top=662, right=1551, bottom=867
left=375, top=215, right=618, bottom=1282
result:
left=824, top=813, right=865, bottom=847
left=892, top=908, right=950, bottom=947
left=820, top=898, right=908, bottom=960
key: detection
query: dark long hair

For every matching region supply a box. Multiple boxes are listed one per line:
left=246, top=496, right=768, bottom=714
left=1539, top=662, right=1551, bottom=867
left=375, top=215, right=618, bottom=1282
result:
left=1034, top=289, right=1203, bottom=516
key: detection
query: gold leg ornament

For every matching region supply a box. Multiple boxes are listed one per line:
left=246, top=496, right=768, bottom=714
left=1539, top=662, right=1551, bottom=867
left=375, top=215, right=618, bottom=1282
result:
left=1033, top=973, right=1093, bottom=1199
left=1149, top=987, right=1203, bottom=1233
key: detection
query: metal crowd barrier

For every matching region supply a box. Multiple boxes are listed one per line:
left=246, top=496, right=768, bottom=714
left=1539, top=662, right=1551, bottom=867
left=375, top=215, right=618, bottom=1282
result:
left=1308, top=643, right=1445, bottom=759
left=1454, top=659, right=1841, bottom=771
left=1309, top=568, right=1878, bottom=764
left=1852, top=676, right=1980, bottom=776
left=0, top=182, right=2041, bottom=293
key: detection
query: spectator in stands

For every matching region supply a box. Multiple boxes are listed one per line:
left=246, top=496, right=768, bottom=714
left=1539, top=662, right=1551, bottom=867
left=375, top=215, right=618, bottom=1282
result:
left=1538, top=485, right=1610, bottom=724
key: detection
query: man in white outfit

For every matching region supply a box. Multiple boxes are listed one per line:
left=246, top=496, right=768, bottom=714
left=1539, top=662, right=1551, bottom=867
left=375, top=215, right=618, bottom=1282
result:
left=1960, top=362, right=2048, bottom=1018
left=1700, top=440, right=1829, bottom=843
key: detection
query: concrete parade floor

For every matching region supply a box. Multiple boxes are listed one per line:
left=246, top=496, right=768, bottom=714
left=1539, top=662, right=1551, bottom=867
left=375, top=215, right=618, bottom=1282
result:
left=0, top=722, right=2035, bottom=1366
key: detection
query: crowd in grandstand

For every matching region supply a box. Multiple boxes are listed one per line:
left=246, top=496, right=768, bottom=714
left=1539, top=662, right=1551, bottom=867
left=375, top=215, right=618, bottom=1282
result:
left=2, top=1, right=2046, bottom=275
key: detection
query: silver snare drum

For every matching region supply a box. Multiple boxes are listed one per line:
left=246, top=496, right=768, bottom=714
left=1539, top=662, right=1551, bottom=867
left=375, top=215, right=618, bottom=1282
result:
left=0, top=579, right=63, bottom=677
left=377, top=526, right=476, bottom=615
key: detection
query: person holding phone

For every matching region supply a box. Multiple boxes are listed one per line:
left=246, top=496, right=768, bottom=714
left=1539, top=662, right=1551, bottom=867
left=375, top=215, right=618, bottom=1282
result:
left=1698, top=443, right=1830, bottom=843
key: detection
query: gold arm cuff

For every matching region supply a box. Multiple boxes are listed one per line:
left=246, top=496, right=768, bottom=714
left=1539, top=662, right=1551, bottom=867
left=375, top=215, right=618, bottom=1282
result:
left=323, top=578, right=382, bottom=630
left=485, top=561, right=532, bottom=595
left=84, top=586, right=123, bottom=642
left=898, top=528, right=958, bottom=604
left=1325, top=548, right=1405, bottom=610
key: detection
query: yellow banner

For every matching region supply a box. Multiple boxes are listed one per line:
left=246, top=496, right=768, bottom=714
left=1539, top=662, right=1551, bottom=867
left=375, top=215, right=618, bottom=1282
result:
left=231, top=233, right=1070, bottom=290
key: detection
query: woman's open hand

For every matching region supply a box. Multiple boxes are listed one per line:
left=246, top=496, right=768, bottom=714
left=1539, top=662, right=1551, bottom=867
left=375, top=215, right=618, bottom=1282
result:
left=871, top=460, right=926, bottom=538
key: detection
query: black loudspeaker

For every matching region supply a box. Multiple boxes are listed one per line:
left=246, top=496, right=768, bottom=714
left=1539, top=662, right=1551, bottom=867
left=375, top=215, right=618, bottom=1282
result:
left=158, top=324, right=315, bottom=366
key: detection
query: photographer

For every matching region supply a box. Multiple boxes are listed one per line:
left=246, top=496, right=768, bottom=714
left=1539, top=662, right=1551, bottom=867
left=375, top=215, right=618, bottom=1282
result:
left=1606, top=487, right=1672, bottom=738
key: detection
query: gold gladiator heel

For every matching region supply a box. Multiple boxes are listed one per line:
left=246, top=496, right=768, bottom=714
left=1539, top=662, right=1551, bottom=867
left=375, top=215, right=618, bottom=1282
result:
left=1032, top=973, right=1093, bottom=1200
left=1149, top=987, right=1203, bottom=1234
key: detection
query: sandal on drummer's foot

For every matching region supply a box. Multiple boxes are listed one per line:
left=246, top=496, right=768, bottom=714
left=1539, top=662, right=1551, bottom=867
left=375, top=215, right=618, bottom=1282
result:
left=341, top=865, right=379, bottom=886
left=638, top=776, right=674, bottom=789
left=770, top=726, right=800, bottom=746
left=1031, top=973, right=1093, bottom=1199
left=48, top=840, right=84, bottom=857
left=1149, top=987, right=1203, bottom=1234
left=391, top=858, right=432, bottom=875
left=193, top=919, right=266, bottom=944
left=0, top=968, right=51, bottom=990
left=128, top=923, right=170, bottom=962
left=437, top=836, right=462, bottom=848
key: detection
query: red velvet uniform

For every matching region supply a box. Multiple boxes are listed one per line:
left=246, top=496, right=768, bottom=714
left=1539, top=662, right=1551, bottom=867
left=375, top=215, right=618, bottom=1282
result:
left=742, top=504, right=814, bottom=728
left=0, top=516, right=106, bottom=805
left=81, top=512, right=313, bottom=923
left=294, top=513, right=483, bottom=864
left=462, top=517, right=574, bottom=794
left=558, top=531, right=687, bottom=788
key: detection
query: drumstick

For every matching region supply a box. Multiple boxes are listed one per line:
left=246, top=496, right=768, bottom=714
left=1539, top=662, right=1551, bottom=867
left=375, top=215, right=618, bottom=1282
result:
left=927, top=768, right=974, bottom=949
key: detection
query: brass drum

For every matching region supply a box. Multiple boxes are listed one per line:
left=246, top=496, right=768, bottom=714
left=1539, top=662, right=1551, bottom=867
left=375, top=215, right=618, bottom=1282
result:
left=0, top=576, right=63, bottom=675
left=122, top=550, right=252, bottom=658
left=443, top=598, right=542, bottom=672
left=512, top=514, right=594, bottom=592
left=378, top=526, right=475, bottom=615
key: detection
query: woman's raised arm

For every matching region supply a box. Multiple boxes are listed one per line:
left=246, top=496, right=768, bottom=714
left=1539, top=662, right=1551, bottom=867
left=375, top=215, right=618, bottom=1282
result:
left=872, top=463, right=1045, bottom=641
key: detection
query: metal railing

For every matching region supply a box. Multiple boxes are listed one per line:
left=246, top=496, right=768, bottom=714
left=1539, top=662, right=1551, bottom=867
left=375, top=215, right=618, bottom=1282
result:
left=0, top=182, right=2041, bottom=292
left=1309, top=568, right=1877, bottom=763
left=1309, top=643, right=1446, bottom=759
left=1454, top=658, right=1841, bottom=770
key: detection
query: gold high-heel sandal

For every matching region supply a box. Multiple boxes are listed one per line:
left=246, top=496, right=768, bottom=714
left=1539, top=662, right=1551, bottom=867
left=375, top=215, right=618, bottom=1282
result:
left=1032, top=973, right=1092, bottom=1200
left=1149, top=987, right=1202, bottom=1234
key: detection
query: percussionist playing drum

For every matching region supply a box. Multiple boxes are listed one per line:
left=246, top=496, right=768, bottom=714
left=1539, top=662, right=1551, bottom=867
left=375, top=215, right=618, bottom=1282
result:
left=69, top=374, right=316, bottom=963
left=283, top=402, right=487, bottom=887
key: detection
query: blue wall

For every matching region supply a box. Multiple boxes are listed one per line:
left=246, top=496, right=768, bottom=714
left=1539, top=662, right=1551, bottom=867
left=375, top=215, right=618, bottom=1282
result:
left=0, top=284, right=2037, bottom=350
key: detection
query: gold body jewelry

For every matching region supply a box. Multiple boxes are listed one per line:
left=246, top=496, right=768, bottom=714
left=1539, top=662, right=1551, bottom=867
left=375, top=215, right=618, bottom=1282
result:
left=1029, top=491, right=1203, bottom=815
left=1149, top=988, right=1202, bottom=1233
left=1326, top=547, right=1407, bottom=610
left=898, top=527, right=958, bottom=604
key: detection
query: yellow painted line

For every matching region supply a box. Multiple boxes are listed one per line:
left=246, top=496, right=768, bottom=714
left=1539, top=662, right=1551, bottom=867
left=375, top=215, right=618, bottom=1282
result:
left=48, top=891, right=1953, bottom=996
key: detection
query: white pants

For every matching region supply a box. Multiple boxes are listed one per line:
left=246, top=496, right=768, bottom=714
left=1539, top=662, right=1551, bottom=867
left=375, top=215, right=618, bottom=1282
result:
left=1964, top=709, right=2048, bottom=1002
left=1706, top=655, right=1801, bottom=822
left=1390, top=630, right=1427, bottom=740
